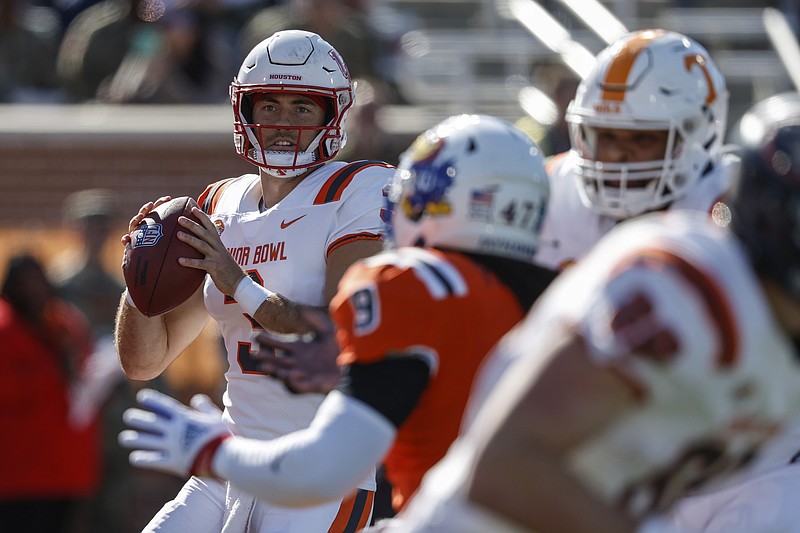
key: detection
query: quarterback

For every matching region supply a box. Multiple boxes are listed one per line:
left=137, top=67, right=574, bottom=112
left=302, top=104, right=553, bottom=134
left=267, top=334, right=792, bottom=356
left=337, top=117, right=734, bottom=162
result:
left=115, top=30, right=393, bottom=532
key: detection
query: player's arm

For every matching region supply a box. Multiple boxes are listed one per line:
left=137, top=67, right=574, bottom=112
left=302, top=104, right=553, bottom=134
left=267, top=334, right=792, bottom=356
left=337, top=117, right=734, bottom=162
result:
left=465, top=252, right=716, bottom=533
left=465, top=325, right=642, bottom=533
left=116, top=286, right=209, bottom=380
left=120, top=306, right=432, bottom=507
left=122, top=365, right=426, bottom=507
left=324, top=239, right=385, bottom=303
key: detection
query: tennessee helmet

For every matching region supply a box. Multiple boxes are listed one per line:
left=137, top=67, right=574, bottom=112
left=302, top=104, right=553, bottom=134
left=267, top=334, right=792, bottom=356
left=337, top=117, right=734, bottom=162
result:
left=230, top=30, right=354, bottom=178
left=567, top=29, right=728, bottom=219
left=386, top=114, right=549, bottom=261
left=728, top=92, right=800, bottom=302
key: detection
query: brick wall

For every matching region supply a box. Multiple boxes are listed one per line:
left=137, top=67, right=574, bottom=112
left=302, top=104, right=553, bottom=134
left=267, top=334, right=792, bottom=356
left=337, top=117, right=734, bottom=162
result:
left=0, top=104, right=253, bottom=229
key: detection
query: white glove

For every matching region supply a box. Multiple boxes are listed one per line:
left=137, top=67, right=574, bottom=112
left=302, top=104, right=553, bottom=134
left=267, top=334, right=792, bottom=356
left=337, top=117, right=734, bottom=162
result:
left=636, top=516, right=695, bottom=533
left=119, top=388, right=231, bottom=478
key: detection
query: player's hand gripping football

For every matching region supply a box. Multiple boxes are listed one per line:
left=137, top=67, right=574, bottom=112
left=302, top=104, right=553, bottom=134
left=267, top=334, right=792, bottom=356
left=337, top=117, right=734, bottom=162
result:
left=121, top=196, right=173, bottom=265
left=175, top=205, right=247, bottom=297
left=253, top=306, right=342, bottom=394
left=119, top=389, right=231, bottom=478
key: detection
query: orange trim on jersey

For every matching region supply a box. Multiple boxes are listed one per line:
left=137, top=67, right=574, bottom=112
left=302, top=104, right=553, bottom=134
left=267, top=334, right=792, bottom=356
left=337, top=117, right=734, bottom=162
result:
left=545, top=152, right=569, bottom=174
left=314, top=160, right=392, bottom=205
left=327, top=489, right=374, bottom=533
left=327, top=232, right=382, bottom=257
left=615, top=248, right=739, bottom=368
left=601, top=30, right=664, bottom=102
left=198, top=177, right=236, bottom=215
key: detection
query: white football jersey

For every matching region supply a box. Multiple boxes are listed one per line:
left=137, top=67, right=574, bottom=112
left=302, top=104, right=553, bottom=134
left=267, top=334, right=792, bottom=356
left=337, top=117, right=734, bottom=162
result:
left=198, top=161, right=393, bottom=446
left=534, top=150, right=739, bottom=270
left=395, top=210, right=800, bottom=531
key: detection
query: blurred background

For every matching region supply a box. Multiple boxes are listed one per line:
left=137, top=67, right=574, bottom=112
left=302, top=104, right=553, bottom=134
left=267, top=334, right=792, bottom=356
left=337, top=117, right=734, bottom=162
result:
left=0, top=0, right=796, bottom=530
left=1, top=0, right=795, bottom=246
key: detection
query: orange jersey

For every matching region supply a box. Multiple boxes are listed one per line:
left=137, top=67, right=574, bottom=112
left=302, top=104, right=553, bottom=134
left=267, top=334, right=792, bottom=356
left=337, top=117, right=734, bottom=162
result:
left=331, top=247, right=527, bottom=510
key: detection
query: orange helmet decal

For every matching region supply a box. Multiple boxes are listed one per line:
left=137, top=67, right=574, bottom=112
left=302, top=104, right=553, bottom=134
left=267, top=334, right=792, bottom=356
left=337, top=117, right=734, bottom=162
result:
left=683, top=53, right=717, bottom=104
left=601, top=29, right=665, bottom=102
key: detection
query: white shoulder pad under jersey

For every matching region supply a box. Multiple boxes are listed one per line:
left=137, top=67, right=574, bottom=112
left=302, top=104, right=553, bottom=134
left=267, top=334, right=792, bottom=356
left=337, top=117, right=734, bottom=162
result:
left=534, top=151, right=738, bottom=270
left=198, top=161, right=394, bottom=442
left=479, top=210, right=800, bottom=517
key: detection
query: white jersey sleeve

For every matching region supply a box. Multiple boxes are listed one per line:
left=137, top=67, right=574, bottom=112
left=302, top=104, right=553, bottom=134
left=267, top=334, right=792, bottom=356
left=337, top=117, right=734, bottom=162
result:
left=474, top=210, right=800, bottom=518
left=553, top=211, right=800, bottom=516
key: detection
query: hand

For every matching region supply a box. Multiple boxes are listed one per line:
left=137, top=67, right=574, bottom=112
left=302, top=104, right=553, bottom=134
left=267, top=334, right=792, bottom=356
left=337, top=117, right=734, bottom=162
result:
left=121, top=196, right=173, bottom=269
left=121, top=196, right=173, bottom=247
left=174, top=206, right=246, bottom=297
left=253, top=306, right=342, bottom=394
left=119, top=388, right=231, bottom=478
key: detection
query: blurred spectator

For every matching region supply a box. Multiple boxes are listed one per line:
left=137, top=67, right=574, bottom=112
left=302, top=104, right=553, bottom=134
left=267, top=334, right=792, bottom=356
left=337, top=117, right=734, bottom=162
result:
left=50, top=189, right=187, bottom=533
left=514, top=63, right=580, bottom=157
left=51, top=189, right=129, bottom=533
left=339, top=77, right=394, bottom=162
left=538, top=75, right=580, bottom=156
left=54, top=188, right=124, bottom=338
left=0, top=0, right=65, bottom=102
left=56, top=0, right=153, bottom=101
left=0, top=254, right=100, bottom=533
left=56, top=0, right=230, bottom=103
left=238, top=0, right=389, bottom=85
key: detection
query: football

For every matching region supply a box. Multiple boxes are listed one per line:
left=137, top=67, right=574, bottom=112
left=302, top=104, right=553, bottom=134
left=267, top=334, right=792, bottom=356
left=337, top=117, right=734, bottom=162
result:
left=123, top=196, right=206, bottom=317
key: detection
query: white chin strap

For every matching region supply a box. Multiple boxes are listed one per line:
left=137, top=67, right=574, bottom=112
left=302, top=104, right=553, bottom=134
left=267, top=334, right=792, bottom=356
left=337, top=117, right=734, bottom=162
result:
left=257, top=150, right=318, bottom=179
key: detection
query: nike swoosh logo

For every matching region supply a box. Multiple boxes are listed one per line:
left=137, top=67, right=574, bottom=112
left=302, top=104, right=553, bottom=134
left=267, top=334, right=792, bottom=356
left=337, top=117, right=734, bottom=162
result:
left=280, top=215, right=306, bottom=229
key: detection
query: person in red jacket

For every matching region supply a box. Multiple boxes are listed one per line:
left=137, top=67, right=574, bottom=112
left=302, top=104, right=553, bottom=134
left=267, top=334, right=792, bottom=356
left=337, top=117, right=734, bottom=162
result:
left=0, top=254, right=100, bottom=533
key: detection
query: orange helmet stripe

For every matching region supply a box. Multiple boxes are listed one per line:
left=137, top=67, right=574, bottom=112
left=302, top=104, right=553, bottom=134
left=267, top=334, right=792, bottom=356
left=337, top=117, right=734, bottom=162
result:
left=601, top=30, right=664, bottom=102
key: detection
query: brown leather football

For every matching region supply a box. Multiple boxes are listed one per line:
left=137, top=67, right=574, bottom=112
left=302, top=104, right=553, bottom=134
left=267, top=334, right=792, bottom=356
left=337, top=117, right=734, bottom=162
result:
left=123, top=196, right=206, bottom=316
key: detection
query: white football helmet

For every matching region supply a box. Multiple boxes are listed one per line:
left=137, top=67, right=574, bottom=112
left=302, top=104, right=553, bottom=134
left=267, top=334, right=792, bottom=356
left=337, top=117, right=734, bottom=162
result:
left=387, top=114, right=549, bottom=261
left=567, top=29, right=728, bottom=219
left=230, top=30, right=354, bottom=178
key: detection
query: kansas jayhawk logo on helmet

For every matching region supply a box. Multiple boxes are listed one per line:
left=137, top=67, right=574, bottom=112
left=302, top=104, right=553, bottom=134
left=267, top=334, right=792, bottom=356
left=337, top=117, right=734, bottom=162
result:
left=399, top=136, right=455, bottom=221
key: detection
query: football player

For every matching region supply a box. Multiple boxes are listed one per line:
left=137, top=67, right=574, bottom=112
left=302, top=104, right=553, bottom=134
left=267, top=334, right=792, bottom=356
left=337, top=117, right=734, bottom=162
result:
left=535, top=29, right=739, bottom=270
left=114, top=30, right=394, bottom=532
left=664, top=92, right=800, bottom=533
left=118, top=115, right=558, bottom=515
left=372, top=93, right=800, bottom=532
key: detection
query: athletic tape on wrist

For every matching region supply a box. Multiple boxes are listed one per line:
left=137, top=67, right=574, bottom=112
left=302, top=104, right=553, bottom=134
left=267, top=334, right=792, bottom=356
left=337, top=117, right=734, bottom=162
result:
left=233, top=276, right=275, bottom=316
